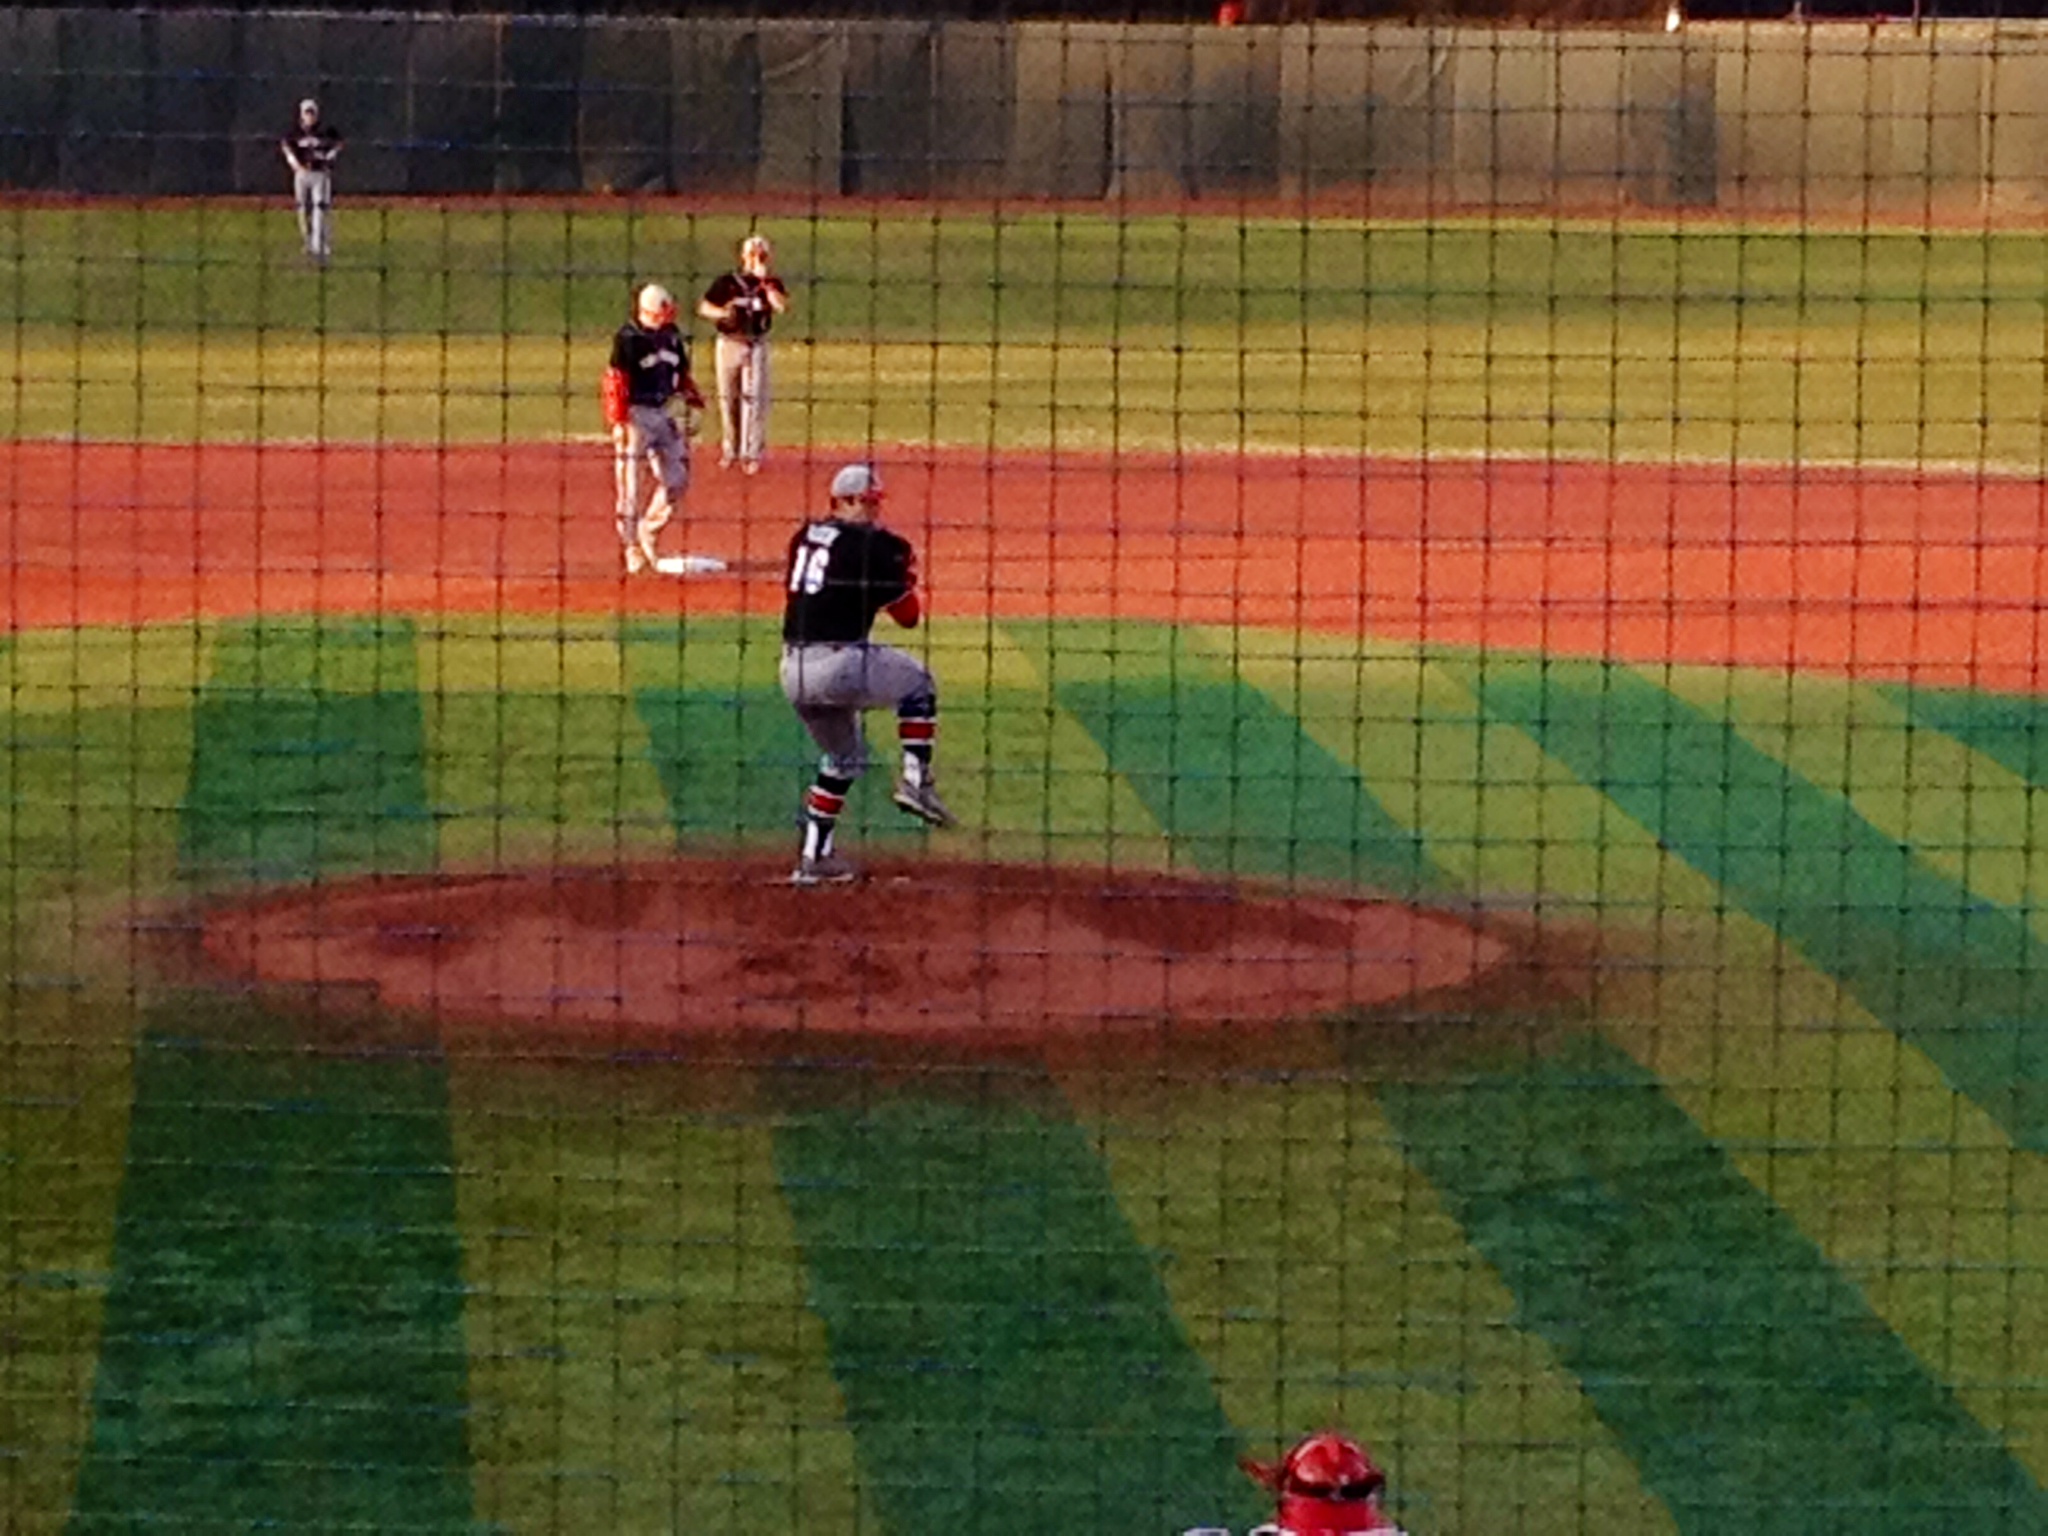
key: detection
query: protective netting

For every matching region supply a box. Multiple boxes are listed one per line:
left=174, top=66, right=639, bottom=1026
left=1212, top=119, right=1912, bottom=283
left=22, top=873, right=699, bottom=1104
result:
left=5, top=10, right=2048, bottom=1536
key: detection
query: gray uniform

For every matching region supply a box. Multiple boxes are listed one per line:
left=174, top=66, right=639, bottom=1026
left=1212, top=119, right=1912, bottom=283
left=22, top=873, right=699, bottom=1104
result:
left=779, top=640, right=935, bottom=779
left=282, top=116, right=341, bottom=262
left=614, top=403, right=688, bottom=552
left=701, top=267, right=785, bottom=470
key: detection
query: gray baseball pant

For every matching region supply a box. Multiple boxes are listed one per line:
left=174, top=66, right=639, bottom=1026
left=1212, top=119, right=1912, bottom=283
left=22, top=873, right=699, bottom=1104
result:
left=293, top=168, right=332, bottom=260
left=715, top=335, right=772, bottom=467
left=614, top=404, right=689, bottom=552
left=780, top=642, right=936, bottom=779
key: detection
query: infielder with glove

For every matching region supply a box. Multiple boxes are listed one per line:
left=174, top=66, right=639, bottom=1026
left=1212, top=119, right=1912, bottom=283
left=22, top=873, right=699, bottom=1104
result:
left=280, top=98, right=343, bottom=266
left=696, top=234, right=788, bottom=475
left=602, top=284, right=705, bottom=575
left=781, top=463, right=954, bottom=887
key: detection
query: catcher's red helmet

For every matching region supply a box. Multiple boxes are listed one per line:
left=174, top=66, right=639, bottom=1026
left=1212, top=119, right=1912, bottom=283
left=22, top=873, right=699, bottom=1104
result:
left=1242, top=1431, right=1391, bottom=1533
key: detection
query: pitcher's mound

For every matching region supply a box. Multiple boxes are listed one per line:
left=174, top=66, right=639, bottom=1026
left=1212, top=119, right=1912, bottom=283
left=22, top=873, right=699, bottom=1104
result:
left=198, top=857, right=1507, bottom=1042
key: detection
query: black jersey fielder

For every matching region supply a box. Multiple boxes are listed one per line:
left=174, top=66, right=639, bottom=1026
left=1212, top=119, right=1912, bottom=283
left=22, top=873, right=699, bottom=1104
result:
left=696, top=235, right=788, bottom=474
left=601, top=284, right=704, bottom=574
left=781, top=463, right=954, bottom=886
left=280, top=98, right=343, bottom=264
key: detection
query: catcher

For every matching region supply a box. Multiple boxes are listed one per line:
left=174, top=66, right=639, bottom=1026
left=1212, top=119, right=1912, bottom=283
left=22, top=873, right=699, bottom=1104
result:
left=780, top=462, right=954, bottom=887
left=601, top=283, right=704, bottom=575
left=1185, top=1431, right=1408, bottom=1536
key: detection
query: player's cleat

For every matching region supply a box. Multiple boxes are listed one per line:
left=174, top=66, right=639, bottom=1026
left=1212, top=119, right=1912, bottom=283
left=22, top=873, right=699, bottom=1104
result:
left=789, top=852, right=859, bottom=887
left=891, top=778, right=955, bottom=827
left=623, top=544, right=649, bottom=575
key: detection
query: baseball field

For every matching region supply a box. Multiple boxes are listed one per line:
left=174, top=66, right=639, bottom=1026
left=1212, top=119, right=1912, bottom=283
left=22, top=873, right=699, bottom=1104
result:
left=5, top=199, right=2048, bottom=1534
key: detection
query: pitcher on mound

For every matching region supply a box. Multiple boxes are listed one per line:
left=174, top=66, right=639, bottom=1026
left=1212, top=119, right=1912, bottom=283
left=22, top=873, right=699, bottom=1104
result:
left=780, top=463, right=954, bottom=887
left=601, top=284, right=704, bottom=575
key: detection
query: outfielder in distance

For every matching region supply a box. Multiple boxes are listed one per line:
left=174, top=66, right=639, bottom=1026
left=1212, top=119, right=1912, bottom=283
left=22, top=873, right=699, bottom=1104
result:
left=602, top=283, right=706, bottom=575
left=697, top=234, right=788, bottom=475
left=781, top=463, right=954, bottom=887
left=280, top=97, right=342, bottom=266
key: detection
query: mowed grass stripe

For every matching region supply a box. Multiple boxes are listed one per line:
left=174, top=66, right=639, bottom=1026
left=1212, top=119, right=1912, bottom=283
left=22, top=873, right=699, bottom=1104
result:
left=1887, top=681, right=2048, bottom=837
left=71, top=1000, right=472, bottom=1532
left=1040, top=626, right=1665, bottom=1533
left=920, top=618, right=1169, bottom=867
left=178, top=618, right=435, bottom=882
left=1012, top=621, right=1436, bottom=893
left=1269, top=636, right=2048, bottom=1481
left=772, top=1081, right=1259, bottom=1536
left=1381, top=1032, right=2048, bottom=1533
left=1472, top=657, right=2048, bottom=1152
left=1666, top=667, right=2048, bottom=944
left=1061, top=1071, right=1674, bottom=1536
left=446, top=1059, right=875, bottom=1536
left=417, top=619, right=673, bottom=870
left=2, top=628, right=205, bottom=1534
left=71, top=623, right=472, bottom=1528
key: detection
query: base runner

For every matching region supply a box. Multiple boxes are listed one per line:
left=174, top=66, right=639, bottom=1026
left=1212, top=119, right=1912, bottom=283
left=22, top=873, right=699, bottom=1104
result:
left=1184, top=1431, right=1408, bottom=1536
left=601, top=284, right=704, bottom=575
left=780, top=463, right=954, bottom=887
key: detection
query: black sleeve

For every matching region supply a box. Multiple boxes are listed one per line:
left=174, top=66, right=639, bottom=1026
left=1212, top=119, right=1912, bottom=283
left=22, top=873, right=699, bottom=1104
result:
left=702, top=274, right=738, bottom=307
left=608, top=326, right=632, bottom=371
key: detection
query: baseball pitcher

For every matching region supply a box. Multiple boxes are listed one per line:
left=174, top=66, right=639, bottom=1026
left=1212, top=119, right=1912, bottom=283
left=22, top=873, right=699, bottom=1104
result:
left=602, top=284, right=704, bottom=575
left=1184, top=1432, right=1408, bottom=1536
left=781, top=463, right=954, bottom=887
left=697, top=234, right=788, bottom=475
left=280, top=98, right=342, bottom=265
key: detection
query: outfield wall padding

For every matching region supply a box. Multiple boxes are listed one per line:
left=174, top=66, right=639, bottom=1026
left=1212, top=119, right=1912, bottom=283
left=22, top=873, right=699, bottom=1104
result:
left=671, top=22, right=761, bottom=194
left=3, top=9, right=2047, bottom=213
left=0, top=9, right=63, bottom=190
left=498, top=17, right=580, bottom=194
left=56, top=11, right=152, bottom=196
left=580, top=20, right=670, bottom=195
left=151, top=11, right=241, bottom=196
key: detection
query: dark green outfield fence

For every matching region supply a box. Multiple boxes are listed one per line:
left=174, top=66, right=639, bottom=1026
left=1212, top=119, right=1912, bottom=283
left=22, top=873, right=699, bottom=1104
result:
left=5, top=8, right=2048, bottom=211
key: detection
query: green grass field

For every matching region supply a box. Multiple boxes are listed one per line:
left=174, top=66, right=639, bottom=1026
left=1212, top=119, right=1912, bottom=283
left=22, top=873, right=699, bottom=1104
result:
left=7, top=203, right=2048, bottom=464
left=5, top=202, right=2048, bottom=1534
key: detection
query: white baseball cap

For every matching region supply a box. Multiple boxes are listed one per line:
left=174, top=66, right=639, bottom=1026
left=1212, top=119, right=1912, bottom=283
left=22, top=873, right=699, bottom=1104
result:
left=829, top=463, right=883, bottom=502
left=299, top=98, right=319, bottom=116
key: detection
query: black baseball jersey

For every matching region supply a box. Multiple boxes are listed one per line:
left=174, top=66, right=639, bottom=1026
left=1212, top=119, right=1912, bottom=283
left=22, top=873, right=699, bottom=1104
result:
left=609, top=320, right=690, bottom=408
left=283, top=121, right=342, bottom=171
left=782, top=519, right=915, bottom=645
left=702, top=272, right=786, bottom=339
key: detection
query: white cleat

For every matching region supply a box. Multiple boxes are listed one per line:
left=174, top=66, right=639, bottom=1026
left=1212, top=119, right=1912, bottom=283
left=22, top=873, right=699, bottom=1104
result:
left=790, top=853, right=859, bottom=887
left=623, top=544, right=650, bottom=575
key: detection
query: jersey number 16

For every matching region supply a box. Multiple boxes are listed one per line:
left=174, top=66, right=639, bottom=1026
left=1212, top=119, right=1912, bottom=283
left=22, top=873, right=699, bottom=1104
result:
left=788, top=527, right=839, bottom=595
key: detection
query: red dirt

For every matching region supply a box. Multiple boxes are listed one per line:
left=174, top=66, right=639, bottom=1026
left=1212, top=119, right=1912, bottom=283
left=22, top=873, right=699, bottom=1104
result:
left=6, top=439, right=2045, bottom=690
left=195, top=857, right=1506, bottom=1045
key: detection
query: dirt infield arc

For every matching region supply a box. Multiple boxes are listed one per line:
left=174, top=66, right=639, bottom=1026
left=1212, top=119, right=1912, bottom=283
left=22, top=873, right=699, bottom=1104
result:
left=7, top=439, right=2045, bottom=690
left=195, top=857, right=1509, bottom=1050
